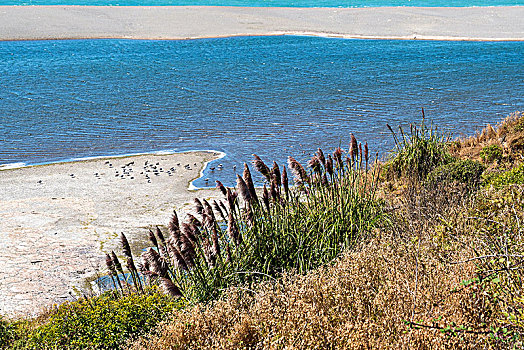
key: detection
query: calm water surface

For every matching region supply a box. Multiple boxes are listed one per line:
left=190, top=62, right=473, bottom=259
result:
left=1, top=37, right=523, bottom=186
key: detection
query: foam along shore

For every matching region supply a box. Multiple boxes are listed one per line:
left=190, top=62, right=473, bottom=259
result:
left=0, top=6, right=523, bottom=42
left=0, top=150, right=222, bottom=317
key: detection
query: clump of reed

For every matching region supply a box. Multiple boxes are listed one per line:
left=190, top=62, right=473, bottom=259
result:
left=106, top=137, right=383, bottom=303
left=385, top=108, right=453, bottom=181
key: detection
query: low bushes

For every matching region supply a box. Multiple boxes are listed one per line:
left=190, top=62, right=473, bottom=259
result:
left=484, top=163, right=524, bottom=189
left=9, top=288, right=182, bottom=350
left=480, top=144, right=503, bottom=163
left=426, top=159, right=485, bottom=189
left=0, top=317, right=17, bottom=349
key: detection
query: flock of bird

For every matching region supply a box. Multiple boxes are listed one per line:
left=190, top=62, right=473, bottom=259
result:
left=41, top=160, right=230, bottom=185
left=35, top=158, right=232, bottom=186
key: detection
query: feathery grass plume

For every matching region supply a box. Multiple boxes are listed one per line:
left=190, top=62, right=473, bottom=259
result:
left=211, top=229, right=221, bottom=262
left=282, top=166, right=289, bottom=199
left=138, top=257, right=157, bottom=285
left=168, top=210, right=181, bottom=236
left=364, top=142, right=369, bottom=170
left=252, top=154, right=272, bottom=182
left=317, top=148, right=326, bottom=167
left=202, top=199, right=216, bottom=225
left=333, top=148, right=343, bottom=170
left=213, top=200, right=227, bottom=222
left=111, top=251, right=125, bottom=276
left=226, top=188, right=237, bottom=211
left=155, top=226, right=166, bottom=245
left=155, top=227, right=169, bottom=258
left=358, top=142, right=363, bottom=169
left=350, top=133, right=358, bottom=163
left=105, top=253, right=120, bottom=292
left=194, top=198, right=204, bottom=215
left=227, top=211, right=242, bottom=246
left=219, top=201, right=229, bottom=218
left=243, top=163, right=259, bottom=202
left=148, top=229, right=159, bottom=250
left=262, top=185, right=270, bottom=212
left=143, top=248, right=169, bottom=278
left=167, top=239, right=188, bottom=271
left=288, top=157, right=309, bottom=186
left=186, top=213, right=202, bottom=227
left=308, top=155, right=322, bottom=175
left=244, top=203, right=254, bottom=227
left=236, top=174, right=252, bottom=203
left=120, top=233, right=132, bottom=259
left=270, top=175, right=280, bottom=202
left=181, top=223, right=197, bottom=243
left=271, top=161, right=281, bottom=188
left=179, top=233, right=196, bottom=268
left=121, top=233, right=141, bottom=291
left=105, top=253, right=117, bottom=276
left=190, top=223, right=202, bottom=242
left=326, top=155, right=334, bottom=176
left=202, top=240, right=216, bottom=268
left=125, top=256, right=135, bottom=272
left=215, top=180, right=227, bottom=196
left=137, top=260, right=155, bottom=287
left=159, top=277, right=182, bottom=298
left=111, top=251, right=130, bottom=293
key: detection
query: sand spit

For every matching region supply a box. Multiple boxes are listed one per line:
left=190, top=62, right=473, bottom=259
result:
left=0, top=6, right=523, bottom=41
left=0, top=151, right=222, bottom=316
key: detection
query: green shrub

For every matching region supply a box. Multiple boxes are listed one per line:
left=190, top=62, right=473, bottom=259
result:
left=18, top=289, right=182, bottom=350
left=0, top=316, right=15, bottom=349
left=426, top=159, right=485, bottom=189
left=514, top=118, right=524, bottom=132
left=386, top=118, right=453, bottom=181
left=480, top=144, right=503, bottom=163
left=484, top=164, right=524, bottom=189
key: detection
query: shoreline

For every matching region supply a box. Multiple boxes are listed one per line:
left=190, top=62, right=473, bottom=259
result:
left=0, top=150, right=223, bottom=316
left=2, top=32, right=524, bottom=42
left=0, top=6, right=523, bottom=41
left=0, top=149, right=227, bottom=190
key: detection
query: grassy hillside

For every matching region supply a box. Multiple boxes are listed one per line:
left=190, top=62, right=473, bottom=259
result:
left=2, top=111, right=523, bottom=349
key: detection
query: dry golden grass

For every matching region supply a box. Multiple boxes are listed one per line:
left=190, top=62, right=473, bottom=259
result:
left=129, top=220, right=498, bottom=349
left=452, top=111, right=524, bottom=161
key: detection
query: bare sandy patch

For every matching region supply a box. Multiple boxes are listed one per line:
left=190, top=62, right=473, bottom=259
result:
left=0, top=151, right=222, bottom=316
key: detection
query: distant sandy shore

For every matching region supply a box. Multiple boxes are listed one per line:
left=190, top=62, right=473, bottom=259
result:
left=0, top=151, right=222, bottom=316
left=0, top=6, right=523, bottom=41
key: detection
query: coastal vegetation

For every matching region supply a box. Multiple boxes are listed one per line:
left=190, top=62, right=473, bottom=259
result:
left=1, top=111, right=523, bottom=349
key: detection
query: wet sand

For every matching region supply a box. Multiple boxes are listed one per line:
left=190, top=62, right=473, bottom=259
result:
left=0, top=151, right=222, bottom=316
left=0, top=6, right=523, bottom=41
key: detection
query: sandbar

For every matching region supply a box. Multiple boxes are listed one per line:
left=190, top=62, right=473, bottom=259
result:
left=0, top=151, right=222, bottom=316
left=0, top=6, right=523, bottom=41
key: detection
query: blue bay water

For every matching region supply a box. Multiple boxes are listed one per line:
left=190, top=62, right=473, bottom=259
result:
left=0, top=36, right=523, bottom=187
left=2, top=0, right=523, bottom=6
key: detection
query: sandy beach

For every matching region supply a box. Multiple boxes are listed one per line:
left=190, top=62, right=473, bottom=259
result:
left=0, top=151, right=223, bottom=316
left=0, top=6, right=523, bottom=41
